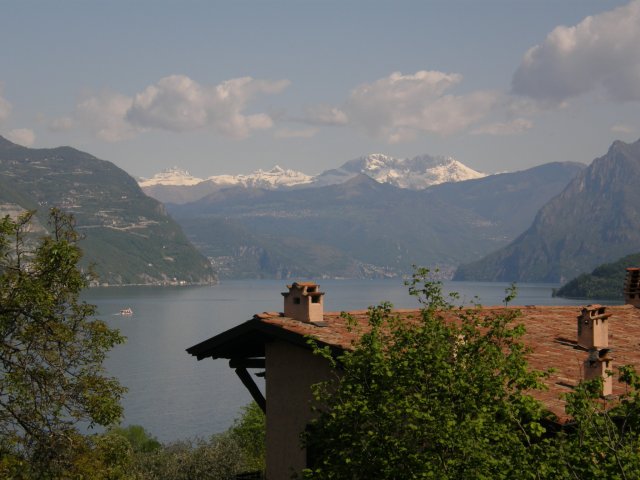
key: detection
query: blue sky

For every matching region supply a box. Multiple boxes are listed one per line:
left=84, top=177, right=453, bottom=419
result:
left=1, top=0, right=638, bottom=177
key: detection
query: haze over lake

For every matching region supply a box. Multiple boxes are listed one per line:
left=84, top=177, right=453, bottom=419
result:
left=84, top=279, right=609, bottom=443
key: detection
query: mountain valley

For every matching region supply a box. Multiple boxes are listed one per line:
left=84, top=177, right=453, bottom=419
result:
left=166, top=162, right=583, bottom=279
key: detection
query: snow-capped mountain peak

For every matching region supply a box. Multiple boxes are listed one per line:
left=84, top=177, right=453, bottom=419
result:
left=139, top=165, right=312, bottom=190
left=313, top=153, right=485, bottom=189
left=138, top=154, right=485, bottom=205
left=139, top=167, right=204, bottom=187
left=205, top=165, right=313, bottom=189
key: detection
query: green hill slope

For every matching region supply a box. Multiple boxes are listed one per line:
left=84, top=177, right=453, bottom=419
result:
left=0, top=136, right=215, bottom=286
left=553, top=253, right=640, bottom=300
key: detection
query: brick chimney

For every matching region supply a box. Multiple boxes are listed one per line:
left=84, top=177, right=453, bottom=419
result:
left=583, top=348, right=613, bottom=396
left=577, top=305, right=610, bottom=350
left=624, top=268, right=640, bottom=307
left=578, top=305, right=613, bottom=396
left=282, top=282, right=325, bottom=324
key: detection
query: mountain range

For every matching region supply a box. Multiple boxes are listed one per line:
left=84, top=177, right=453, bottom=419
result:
left=6, top=132, right=626, bottom=284
left=139, top=154, right=486, bottom=204
left=0, top=136, right=215, bottom=286
left=166, top=161, right=583, bottom=279
left=455, top=138, right=640, bottom=283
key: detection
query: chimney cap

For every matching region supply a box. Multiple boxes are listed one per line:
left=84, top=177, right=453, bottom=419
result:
left=583, top=304, right=603, bottom=310
left=580, top=305, right=611, bottom=318
left=282, top=281, right=324, bottom=298
left=289, top=281, right=318, bottom=287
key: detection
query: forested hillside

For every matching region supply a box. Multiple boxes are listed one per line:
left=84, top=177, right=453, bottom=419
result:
left=0, top=136, right=215, bottom=285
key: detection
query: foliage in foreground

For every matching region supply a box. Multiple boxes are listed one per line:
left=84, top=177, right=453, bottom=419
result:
left=128, top=435, right=246, bottom=480
left=0, top=402, right=265, bottom=479
left=552, top=367, right=640, bottom=478
left=302, top=269, right=640, bottom=479
left=121, top=402, right=265, bottom=480
left=0, top=209, right=264, bottom=479
left=303, top=270, right=551, bottom=479
left=0, top=209, right=126, bottom=477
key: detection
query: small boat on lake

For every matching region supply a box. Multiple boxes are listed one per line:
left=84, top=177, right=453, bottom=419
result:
left=119, top=308, right=133, bottom=316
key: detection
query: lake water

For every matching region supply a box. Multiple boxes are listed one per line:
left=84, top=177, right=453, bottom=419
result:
left=83, top=279, right=615, bottom=443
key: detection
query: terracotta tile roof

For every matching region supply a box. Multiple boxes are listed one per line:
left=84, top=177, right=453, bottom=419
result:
left=254, top=304, right=640, bottom=422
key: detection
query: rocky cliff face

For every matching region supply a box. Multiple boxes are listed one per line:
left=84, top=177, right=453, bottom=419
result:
left=455, top=139, right=640, bottom=283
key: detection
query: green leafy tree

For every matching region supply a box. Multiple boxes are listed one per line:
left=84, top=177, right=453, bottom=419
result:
left=227, top=402, right=266, bottom=473
left=130, top=436, right=246, bottom=480
left=109, top=425, right=161, bottom=454
left=127, top=404, right=265, bottom=480
left=303, top=269, right=552, bottom=479
left=0, top=209, right=126, bottom=477
left=550, top=367, right=640, bottom=479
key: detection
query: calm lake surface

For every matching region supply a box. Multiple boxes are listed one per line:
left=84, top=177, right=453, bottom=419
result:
left=82, top=279, right=615, bottom=443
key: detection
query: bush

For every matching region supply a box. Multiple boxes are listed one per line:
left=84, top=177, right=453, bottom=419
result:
left=130, top=435, right=246, bottom=480
left=125, top=403, right=265, bottom=479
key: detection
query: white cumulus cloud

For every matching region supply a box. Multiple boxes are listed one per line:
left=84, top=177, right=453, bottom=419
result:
left=344, top=70, right=498, bottom=141
left=76, top=91, right=139, bottom=142
left=73, top=75, right=289, bottom=142
left=471, top=118, right=533, bottom=136
left=301, top=104, right=348, bottom=126
left=6, top=128, right=35, bottom=147
left=126, top=75, right=289, bottom=138
left=512, top=0, right=640, bottom=102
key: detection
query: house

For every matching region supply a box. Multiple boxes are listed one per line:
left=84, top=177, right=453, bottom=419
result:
left=187, top=271, right=640, bottom=479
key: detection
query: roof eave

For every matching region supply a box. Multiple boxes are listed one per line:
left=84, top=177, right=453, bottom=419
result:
left=186, top=318, right=343, bottom=361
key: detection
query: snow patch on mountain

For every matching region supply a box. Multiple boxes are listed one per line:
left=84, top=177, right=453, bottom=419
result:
left=312, top=153, right=485, bottom=189
left=205, top=165, right=313, bottom=189
left=140, top=165, right=312, bottom=189
left=139, top=167, right=204, bottom=187
left=139, top=154, right=484, bottom=192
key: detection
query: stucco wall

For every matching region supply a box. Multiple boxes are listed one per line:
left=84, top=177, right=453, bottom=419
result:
left=265, top=340, right=334, bottom=479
